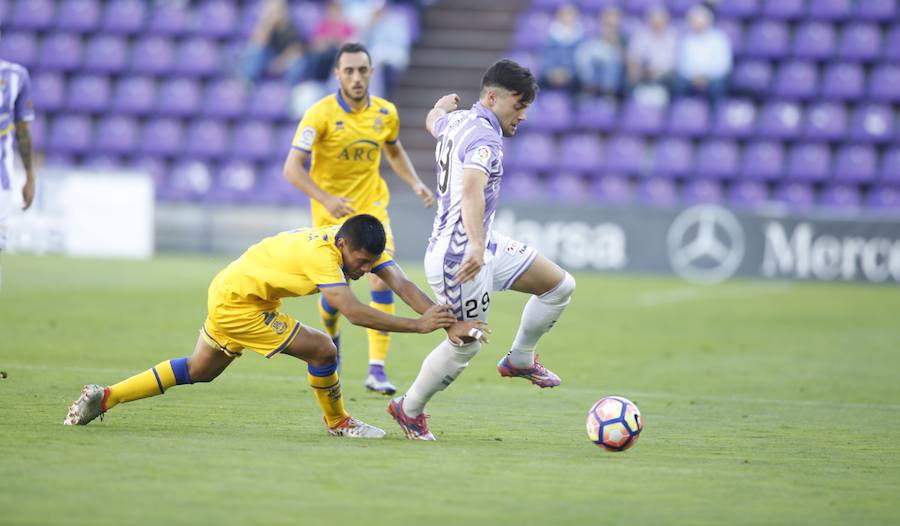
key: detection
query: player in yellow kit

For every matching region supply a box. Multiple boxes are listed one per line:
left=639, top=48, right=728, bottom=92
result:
left=284, top=43, right=434, bottom=395
left=63, top=215, right=487, bottom=437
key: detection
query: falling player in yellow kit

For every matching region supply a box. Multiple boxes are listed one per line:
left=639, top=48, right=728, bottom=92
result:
left=284, top=43, right=434, bottom=395
left=63, top=215, right=487, bottom=437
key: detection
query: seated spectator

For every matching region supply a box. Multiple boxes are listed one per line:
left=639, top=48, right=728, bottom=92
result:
left=364, top=0, right=411, bottom=98
left=626, top=6, right=678, bottom=93
left=575, top=7, right=627, bottom=95
left=305, top=0, right=357, bottom=81
left=539, top=3, right=584, bottom=93
left=675, top=5, right=732, bottom=102
left=239, top=0, right=307, bottom=85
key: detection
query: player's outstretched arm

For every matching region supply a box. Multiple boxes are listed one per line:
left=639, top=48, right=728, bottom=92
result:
left=425, top=93, right=460, bottom=138
left=283, top=148, right=356, bottom=219
left=15, top=121, right=34, bottom=210
left=320, top=284, right=456, bottom=334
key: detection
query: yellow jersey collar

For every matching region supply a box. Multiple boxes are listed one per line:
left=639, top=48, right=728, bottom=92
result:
left=336, top=89, right=371, bottom=113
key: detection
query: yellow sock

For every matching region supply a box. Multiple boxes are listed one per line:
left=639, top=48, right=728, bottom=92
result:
left=367, top=291, right=394, bottom=363
left=318, top=295, right=341, bottom=338
left=307, top=363, right=348, bottom=428
left=105, top=358, right=192, bottom=410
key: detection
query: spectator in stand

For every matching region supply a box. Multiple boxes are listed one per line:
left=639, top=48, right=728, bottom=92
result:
left=305, top=1, right=357, bottom=81
left=626, top=6, right=678, bottom=94
left=539, top=3, right=584, bottom=93
left=364, top=0, right=412, bottom=98
left=239, top=0, right=308, bottom=85
left=575, top=7, right=627, bottom=96
left=674, top=5, right=732, bottom=103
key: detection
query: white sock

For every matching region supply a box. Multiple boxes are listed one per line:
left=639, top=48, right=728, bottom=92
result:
left=403, top=339, right=480, bottom=417
left=508, top=272, right=576, bottom=368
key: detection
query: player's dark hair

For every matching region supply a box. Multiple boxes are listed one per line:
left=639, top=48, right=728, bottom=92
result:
left=480, top=59, right=538, bottom=105
left=337, top=214, right=386, bottom=255
left=334, top=42, right=372, bottom=69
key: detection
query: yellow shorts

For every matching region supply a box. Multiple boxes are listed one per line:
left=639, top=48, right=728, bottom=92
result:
left=202, top=302, right=302, bottom=359
left=312, top=205, right=395, bottom=258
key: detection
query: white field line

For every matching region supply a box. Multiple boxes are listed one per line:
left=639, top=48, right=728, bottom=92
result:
left=8, top=362, right=900, bottom=412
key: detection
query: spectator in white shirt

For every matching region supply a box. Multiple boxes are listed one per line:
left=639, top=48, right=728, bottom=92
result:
left=539, top=3, right=584, bottom=92
left=575, top=7, right=627, bottom=95
left=675, top=5, right=732, bottom=102
left=626, top=6, right=678, bottom=92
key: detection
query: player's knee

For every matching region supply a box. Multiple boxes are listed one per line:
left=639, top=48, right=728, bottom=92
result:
left=186, top=357, right=215, bottom=383
left=541, top=271, right=575, bottom=306
left=310, top=332, right=338, bottom=366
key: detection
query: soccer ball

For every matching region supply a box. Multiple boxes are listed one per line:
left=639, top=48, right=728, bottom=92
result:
left=586, top=396, right=643, bottom=451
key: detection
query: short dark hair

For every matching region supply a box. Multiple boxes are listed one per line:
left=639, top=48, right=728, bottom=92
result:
left=480, top=59, right=538, bottom=105
left=337, top=214, right=386, bottom=255
left=334, top=42, right=372, bottom=69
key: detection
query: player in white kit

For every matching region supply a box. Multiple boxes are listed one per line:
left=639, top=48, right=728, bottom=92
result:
left=0, top=58, right=36, bottom=285
left=388, top=60, right=576, bottom=440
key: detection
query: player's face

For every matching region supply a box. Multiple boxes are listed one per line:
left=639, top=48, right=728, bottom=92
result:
left=490, top=90, right=530, bottom=137
left=340, top=245, right=379, bottom=280
left=335, top=52, right=372, bottom=103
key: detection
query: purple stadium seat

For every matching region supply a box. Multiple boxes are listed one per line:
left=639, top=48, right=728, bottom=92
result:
left=558, top=134, right=602, bottom=174
left=195, top=1, right=237, bottom=38
left=743, top=21, right=789, bottom=60
left=773, top=61, right=817, bottom=100
left=56, top=0, right=101, bottom=32
left=714, top=99, right=757, bottom=139
left=156, top=78, right=201, bottom=117
left=719, top=19, right=744, bottom=56
left=202, top=79, right=246, bottom=119
left=546, top=172, right=589, bottom=203
left=66, top=74, right=111, bottom=113
left=774, top=181, right=815, bottom=210
left=820, top=184, right=861, bottom=209
left=758, top=101, right=802, bottom=140
left=718, top=0, right=759, bottom=19
left=808, top=0, right=851, bottom=20
left=651, top=138, right=693, bottom=178
left=868, top=65, right=900, bottom=103
left=148, top=1, right=192, bottom=36
left=175, top=38, right=220, bottom=77
left=833, top=145, right=877, bottom=182
left=786, top=143, right=830, bottom=182
left=248, top=81, right=291, bottom=120
left=821, top=63, right=865, bottom=101
left=102, top=0, right=146, bottom=34
left=620, top=99, right=665, bottom=136
left=231, top=121, right=274, bottom=161
left=730, top=60, right=773, bottom=96
left=257, top=161, right=311, bottom=206
left=165, top=160, right=214, bottom=202
left=603, top=135, right=646, bottom=175
left=740, top=141, right=784, bottom=181
left=82, top=35, right=128, bottom=73
left=237, top=2, right=265, bottom=38
left=792, top=22, right=835, bottom=61
left=291, top=2, right=326, bottom=40
left=575, top=97, right=617, bottom=132
left=0, top=32, right=38, bottom=67
left=695, top=140, right=739, bottom=179
left=130, top=36, right=175, bottom=75
left=507, top=133, right=555, bottom=172
left=856, top=0, right=897, bottom=21
left=667, top=98, right=709, bottom=138
left=128, top=156, right=168, bottom=189
left=213, top=161, right=260, bottom=204
left=591, top=175, right=631, bottom=204
left=141, top=118, right=184, bottom=157
left=851, top=105, right=895, bottom=144
left=762, top=0, right=804, bottom=20
left=803, top=102, right=848, bottom=141
left=637, top=178, right=677, bottom=207
left=866, top=186, right=900, bottom=213
left=668, top=0, right=698, bottom=16
left=94, top=116, right=138, bottom=155
left=48, top=115, right=92, bottom=154
left=728, top=180, right=769, bottom=209
left=682, top=179, right=723, bottom=204
left=185, top=120, right=229, bottom=160
left=112, top=76, right=156, bottom=116
left=82, top=154, right=122, bottom=170
left=525, top=91, right=572, bottom=133
left=503, top=172, right=543, bottom=202
left=885, top=26, right=900, bottom=63
left=39, top=33, right=82, bottom=71
left=31, top=72, right=65, bottom=112
left=532, top=0, right=567, bottom=9
left=881, top=149, right=900, bottom=183
left=838, top=23, right=881, bottom=62
left=275, top=123, right=299, bottom=159
left=12, top=0, right=55, bottom=30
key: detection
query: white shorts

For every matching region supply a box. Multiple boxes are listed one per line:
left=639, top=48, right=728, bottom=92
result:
left=425, top=231, right=538, bottom=321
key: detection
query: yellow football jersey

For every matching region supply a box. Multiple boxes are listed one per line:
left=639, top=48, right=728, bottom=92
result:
left=291, top=91, right=400, bottom=223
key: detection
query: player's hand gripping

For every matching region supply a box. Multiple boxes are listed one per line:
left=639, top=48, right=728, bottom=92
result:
left=434, top=93, right=460, bottom=113
left=412, top=181, right=435, bottom=208
left=447, top=320, right=490, bottom=345
left=456, top=249, right=484, bottom=284
left=321, top=194, right=356, bottom=219
left=415, top=304, right=458, bottom=333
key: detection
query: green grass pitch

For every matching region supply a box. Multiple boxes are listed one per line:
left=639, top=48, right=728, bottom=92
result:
left=1, top=254, right=899, bottom=525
